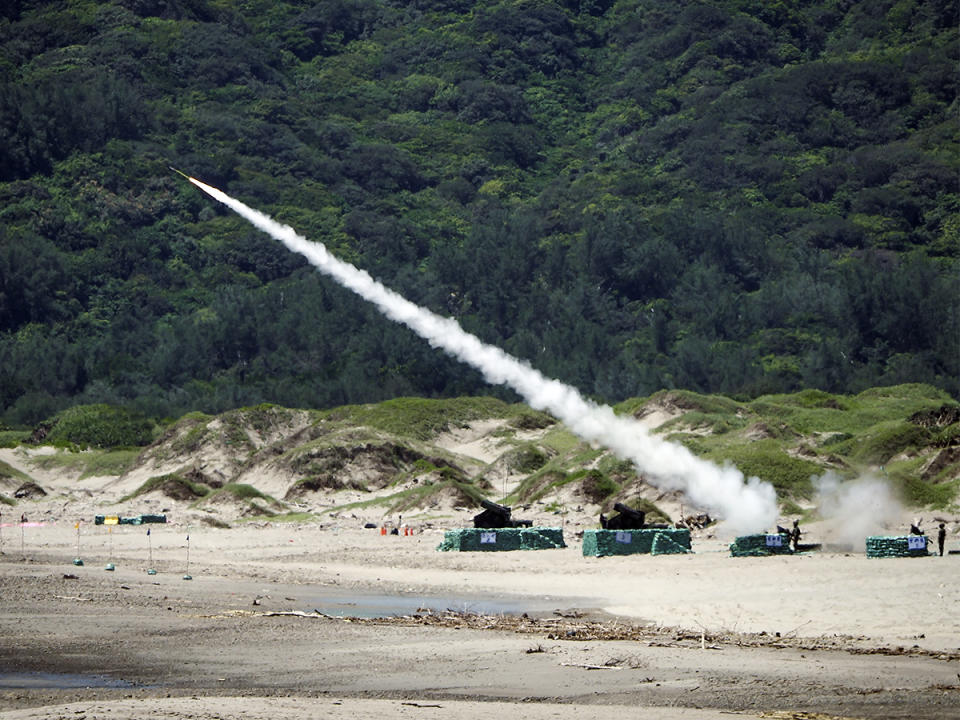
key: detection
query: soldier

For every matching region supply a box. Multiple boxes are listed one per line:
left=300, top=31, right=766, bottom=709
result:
left=938, top=523, right=947, bottom=557
left=790, top=519, right=801, bottom=552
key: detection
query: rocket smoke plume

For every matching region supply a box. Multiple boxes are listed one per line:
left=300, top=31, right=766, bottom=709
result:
left=185, top=175, right=778, bottom=534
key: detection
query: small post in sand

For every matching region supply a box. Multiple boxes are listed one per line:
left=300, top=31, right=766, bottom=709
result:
left=73, top=521, right=83, bottom=566
left=183, top=534, right=192, bottom=580
left=147, top=527, right=156, bottom=575
left=105, top=526, right=115, bottom=571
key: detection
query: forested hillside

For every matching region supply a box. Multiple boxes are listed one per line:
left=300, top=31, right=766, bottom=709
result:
left=0, top=0, right=957, bottom=425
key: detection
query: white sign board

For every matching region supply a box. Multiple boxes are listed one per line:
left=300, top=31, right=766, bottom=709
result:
left=480, top=531, right=497, bottom=544
left=615, top=531, right=632, bottom=544
left=765, top=534, right=783, bottom=547
left=907, top=535, right=926, bottom=550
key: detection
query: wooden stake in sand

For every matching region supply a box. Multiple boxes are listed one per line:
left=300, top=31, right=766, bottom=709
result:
left=147, top=528, right=156, bottom=575
left=73, top=521, right=84, bottom=566
left=183, top=534, right=192, bottom=580
left=105, top=526, right=115, bottom=571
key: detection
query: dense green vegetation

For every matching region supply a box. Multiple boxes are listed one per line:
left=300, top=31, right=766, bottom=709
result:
left=39, top=403, right=156, bottom=448
left=0, top=1, right=956, bottom=425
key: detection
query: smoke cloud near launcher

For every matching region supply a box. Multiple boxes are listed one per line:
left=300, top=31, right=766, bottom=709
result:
left=182, top=174, right=779, bottom=535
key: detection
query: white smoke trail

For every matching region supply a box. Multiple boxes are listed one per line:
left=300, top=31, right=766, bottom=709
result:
left=186, top=176, right=778, bottom=534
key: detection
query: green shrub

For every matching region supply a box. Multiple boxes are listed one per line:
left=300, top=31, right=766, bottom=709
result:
left=332, top=396, right=513, bottom=440
left=0, top=430, right=27, bottom=448
left=707, top=440, right=822, bottom=497
left=853, top=422, right=931, bottom=465
left=41, top=404, right=155, bottom=449
left=580, top=469, right=620, bottom=503
left=933, top=424, right=960, bottom=447
left=389, top=479, right=484, bottom=513
left=509, top=412, right=555, bottom=430
left=512, top=469, right=567, bottom=503
left=506, top=444, right=549, bottom=473
left=219, top=483, right=275, bottom=501
left=121, top=473, right=210, bottom=502
left=901, top=477, right=959, bottom=509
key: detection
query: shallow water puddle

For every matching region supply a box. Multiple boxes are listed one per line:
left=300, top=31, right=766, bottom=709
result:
left=0, top=671, right=135, bottom=689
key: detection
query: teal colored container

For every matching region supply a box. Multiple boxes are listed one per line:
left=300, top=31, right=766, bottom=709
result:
left=437, top=527, right=565, bottom=552
left=866, top=535, right=929, bottom=558
left=729, top=533, right=792, bottom=557
left=582, top=528, right=691, bottom=557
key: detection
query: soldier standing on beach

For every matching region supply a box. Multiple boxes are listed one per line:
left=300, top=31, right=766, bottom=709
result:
left=938, top=523, right=946, bottom=556
left=790, top=519, right=801, bottom=552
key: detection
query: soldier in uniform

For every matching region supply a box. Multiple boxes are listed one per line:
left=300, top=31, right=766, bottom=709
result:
left=790, top=519, right=801, bottom=552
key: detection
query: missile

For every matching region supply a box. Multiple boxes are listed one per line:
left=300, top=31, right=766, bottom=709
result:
left=169, top=165, right=190, bottom=180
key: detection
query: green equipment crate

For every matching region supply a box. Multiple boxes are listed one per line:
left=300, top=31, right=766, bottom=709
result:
left=729, top=533, right=792, bottom=557
left=866, top=535, right=929, bottom=558
left=582, top=528, right=691, bottom=557
left=95, top=514, right=167, bottom=525
left=437, top=527, right=566, bottom=552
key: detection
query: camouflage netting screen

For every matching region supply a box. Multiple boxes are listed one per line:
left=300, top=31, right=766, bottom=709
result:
left=437, top=527, right=566, bottom=552
left=582, top=528, right=692, bottom=557
left=866, top=535, right=929, bottom=558
left=729, top=533, right=792, bottom=557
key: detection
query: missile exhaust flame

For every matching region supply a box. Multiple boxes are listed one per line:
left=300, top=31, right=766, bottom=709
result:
left=179, top=172, right=778, bottom=535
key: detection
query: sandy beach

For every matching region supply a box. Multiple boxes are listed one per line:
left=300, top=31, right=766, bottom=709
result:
left=1, top=510, right=959, bottom=720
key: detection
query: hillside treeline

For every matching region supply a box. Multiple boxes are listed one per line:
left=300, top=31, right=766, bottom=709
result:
left=0, top=0, right=957, bottom=424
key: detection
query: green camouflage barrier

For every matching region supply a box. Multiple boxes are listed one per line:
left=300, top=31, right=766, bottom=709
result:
left=651, top=531, right=692, bottom=555
left=437, top=527, right=566, bottom=552
left=582, top=528, right=691, bottom=557
left=729, top=533, right=792, bottom=557
left=520, top=526, right=566, bottom=549
left=866, top=535, right=929, bottom=558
